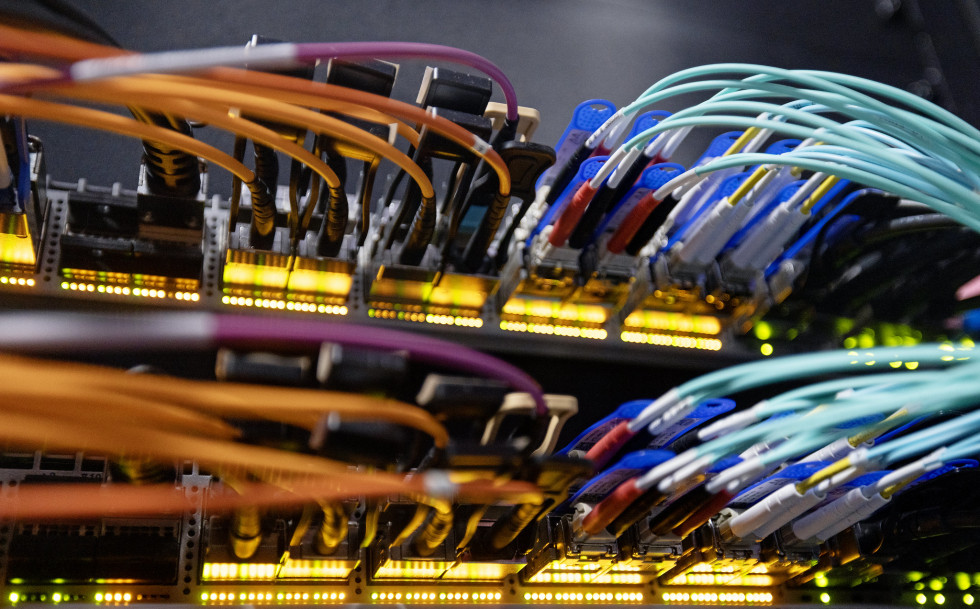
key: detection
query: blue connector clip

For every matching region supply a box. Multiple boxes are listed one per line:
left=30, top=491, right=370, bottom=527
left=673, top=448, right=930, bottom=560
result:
left=528, top=156, right=608, bottom=246
left=556, top=399, right=651, bottom=455
left=561, top=449, right=675, bottom=509
left=538, top=99, right=616, bottom=190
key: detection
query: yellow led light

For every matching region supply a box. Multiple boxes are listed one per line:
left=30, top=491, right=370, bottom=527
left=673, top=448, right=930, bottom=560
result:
left=287, top=268, right=353, bottom=297
left=621, top=331, right=724, bottom=351
left=936, top=594, right=946, bottom=605
left=0, top=213, right=36, bottom=267
left=964, top=594, right=975, bottom=605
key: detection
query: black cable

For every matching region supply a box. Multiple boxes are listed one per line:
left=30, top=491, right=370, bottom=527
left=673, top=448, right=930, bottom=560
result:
left=228, top=136, right=247, bottom=233
left=356, top=158, right=380, bottom=246
left=818, top=228, right=980, bottom=318
left=298, top=134, right=324, bottom=236
left=607, top=487, right=668, bottom=539
left=567, top=150, right=647, bottom=248
left=249, top=144, right=279, bottom=249
left=398, top=193, right=437, bottom=265
left=136, top=110, right=202, bottom=199
left=623, top=192, right=681, bottom=256
left=316, top=186, right=349, bottom=257
left=379, top=168, right=408, bottom=251
left=820, top=213, right=963, bottom=273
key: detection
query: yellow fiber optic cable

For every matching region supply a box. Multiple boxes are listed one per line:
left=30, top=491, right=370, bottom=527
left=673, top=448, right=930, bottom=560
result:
left=0, top=94, right=258, bottom=187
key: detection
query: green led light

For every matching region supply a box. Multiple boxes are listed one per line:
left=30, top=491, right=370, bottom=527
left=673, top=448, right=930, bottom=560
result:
left=819, top=593, right=830, bottom=604
left=957, top=573, right=972, bottom=591
left=52, top=593, right=62, bottom=603
left=8, top=593, right=19, bottom=604
left=930, top=579, right=945, bottom=591
left=200, top=592, right=208, bottom=601
left=760, top=343, right=773, bottom=356
left=935, top=594, right=946, bottom=605
left=964, top=594, right=975, bottom=606
left=916, top=593, right=928, bottom=605
left=843, top=336, right=858, bottom=349
left=815, top=573, right=829, bottom=588
left=835, top=317, right=855, bottom=335
left=753, top=321, right=773, bottom=341
left=916, top=584, right=925, bottom=591
left=95, top=593, right=104, bottom=602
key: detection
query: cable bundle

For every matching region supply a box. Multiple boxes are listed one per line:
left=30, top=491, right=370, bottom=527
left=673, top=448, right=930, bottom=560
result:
left=515, top=64, right=980, bottom=350
left=570, top=340, right=980, bottom=552
left=0, top=24, right=518, bottom=269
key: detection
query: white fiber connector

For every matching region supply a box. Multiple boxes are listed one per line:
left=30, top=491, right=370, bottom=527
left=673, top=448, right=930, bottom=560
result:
left=724, top=203, right=806, bottom=274
left=698, top=406, right=763, bottom=441
left=606, top=147, right=643, bottom=188
left=727, top=482, right=824, bottom=540
left=660, top=126, right=694, bottom=160
left=792, top=487, right=870, bottom=541
left=628, top=388, right=681, bottom=432
left=738, top=437, right=787, bottom=461
left=813, top=492, right=890, bottom=542
left=658, top=454, right=715, bottom=493
left=705, top=457, right=768, bottom=495
left=635, top=448, right=700, bottom=491
left=670, top=198, right=738, bottom=267
left=801, top=438, right=866, bottom=464
left=645, top=396, right=696, bottom=435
